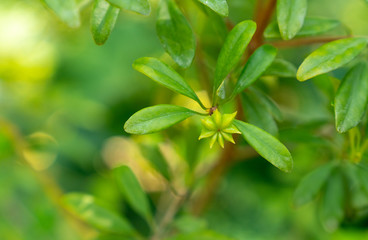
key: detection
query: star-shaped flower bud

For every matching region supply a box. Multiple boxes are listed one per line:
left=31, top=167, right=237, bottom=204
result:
left=199, top=110, right=241, bottom=148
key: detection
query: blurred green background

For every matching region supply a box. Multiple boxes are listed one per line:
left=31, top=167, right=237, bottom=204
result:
left=1, top=0, right=368, bottom=239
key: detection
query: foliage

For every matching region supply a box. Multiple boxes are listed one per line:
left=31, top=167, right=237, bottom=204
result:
left=2, top=0, right=368, bottom=239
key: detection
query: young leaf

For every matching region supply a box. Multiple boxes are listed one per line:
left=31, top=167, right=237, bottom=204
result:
left=213, top=20, right=256, bottom=96
left=233, top=120, right=293, bottom=172
left=230, top=44, right=277, bottom=99
left=265, top=18, right=340, bottom=39
left=91, top=0, right=120, bottom=45
left=277, top=0, right=307, bottom=40
left=241, top=92, right=278, bottom=136
left=124, top=105, right=197, bottom=134
left=297, top=38, right=368, bottom=81
left=263, top=58, right=297, bottom=78
left=293, top=162, right=336, bottom=207
left=197, top=0, right=229, bottom=17
left=42, top=0, right=80, bottom=28
left=63, top=193, right=134, bottom=234
left=139, top=144, right=171, bottom=180
left=107, top=0, right=150, bottom=15
left=334, top=63, right=368, bottom=133
left=133, top=57, right=204, bottom=108
left=114, top=165, right=151, bottom=221
left=319, top=171, right=345, bottom=232
left=156, top=0, right=196, bottom=68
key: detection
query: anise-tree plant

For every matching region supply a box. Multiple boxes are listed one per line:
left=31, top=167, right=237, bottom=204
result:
left=33, top=0, right=368, bottom=238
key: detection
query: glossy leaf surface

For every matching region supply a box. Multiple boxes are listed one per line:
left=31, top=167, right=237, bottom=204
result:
left=234, top=120, right=293, bottom=172
left=124, top=105, right=197, bottom=134
left=133, top=57, right=202, bottom=106
left=213, top=20, right=256, bottom=95
left=107, top=0, right=150, bottom=15
left=265, top=18, right=340, bottom=39
left=197, top=0, right=228, bottom=17
left=156, top=0, right=196, bottom=68
left=42, top=0, right=80, bottom=28
left=297, top=38, right=368, bottom=81
left=277, top=0, right=307, bottom=40
left=91, top=0, right=120, bottom=45
left=231, top=44, right=277, bottom=98
left=335, top=63, right=368, bottom=133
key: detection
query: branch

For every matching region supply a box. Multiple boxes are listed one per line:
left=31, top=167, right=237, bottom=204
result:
left=267, top=36, right=349, bottom=48
left=249, top=0, right=277, bottom=54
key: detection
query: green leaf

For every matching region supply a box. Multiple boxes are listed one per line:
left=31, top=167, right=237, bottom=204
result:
left=293, top=162, right=336, bottom=207
left=249, top=87, right=283, bottom=121
left=139, top=144, right=171, bottom=180
left=133, top=58, right=203, bottom=107
left=197, top=0, right=228, bottom=17
left=334, top=63, right=368, bottom=133
left=156, top=0, right=196, bottom=68
left=113, top=165, right=151, bottom=221
left=297, top=38, right=368, bottom=81
left=230, top=45, right=277, bottom=99
left=42, top=0, right=80, bottom=28
left=124, top=105, right=197, bottom=134
left=277, top=0, right=307, bottom=40
left=107, top=0, right=150, bottom=15
left=319, top=171, right=345, bottom=232
left=213, top=20, right=256, bottom=96
left=241, top=92, right=278, bottom=136
left=91, top=0, right=120, bottom=45
left=265, top=18, right=340, bottom=39
left=263, top=58, right=297, bottom=78
left=233, top=120, right=293, bottom=172
left=63, top=193, right=134, bottom=234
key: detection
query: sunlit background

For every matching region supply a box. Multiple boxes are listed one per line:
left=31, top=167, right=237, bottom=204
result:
left=1, top=0, right=368, bottom=239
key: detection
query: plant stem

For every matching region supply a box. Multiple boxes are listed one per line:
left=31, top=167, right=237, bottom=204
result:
left=267, top=36, right=349, bottom=48
left=150, top=190, right=187, bottom=240
left=248, top=0, right=277, bottom=54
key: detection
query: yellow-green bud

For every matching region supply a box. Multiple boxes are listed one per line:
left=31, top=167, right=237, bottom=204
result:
left=198, top=110, right=241, bottom=148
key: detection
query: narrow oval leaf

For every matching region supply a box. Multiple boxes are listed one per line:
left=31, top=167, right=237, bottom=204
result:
left=107, top=0, right=150, bottom=15
left=233, top=120, right=293, bottom=172
left=265, top=18, right=340, bottom=39
left=114, top=165, right=151, bottom=221
left=230, top=44, right=277, bottom=98
left=263, top=58, right=297, bottom=78
left=277, top=0, right=307, bottom=40
left=197, top=0, right=228, bottom=17
left=91, top=0, right=120, bottom=45
left=63, top=193, right=134, bottom=234
left=335, top=63, right=368, bottom=133
left=133, top=57, right=203, bottom=106
left=297, top=38, right=368, bottom=81
left=42, top=0, right=80, bottom=28
left=319, top=171, right=345, bottom=232
left=293, top=162, right=336, bottom=207
left=213, top=20, right=256, bottom=95
left=241, top=92, right=278, bottom=136
left=156, top=0, right=196, bottom=68
left=124, top=105, right=197, bottom=134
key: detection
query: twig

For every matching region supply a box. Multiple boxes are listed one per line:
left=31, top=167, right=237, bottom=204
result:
left=267, top=36, right=349, bottom=48
left=249, top=0, right=277, bottom=54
